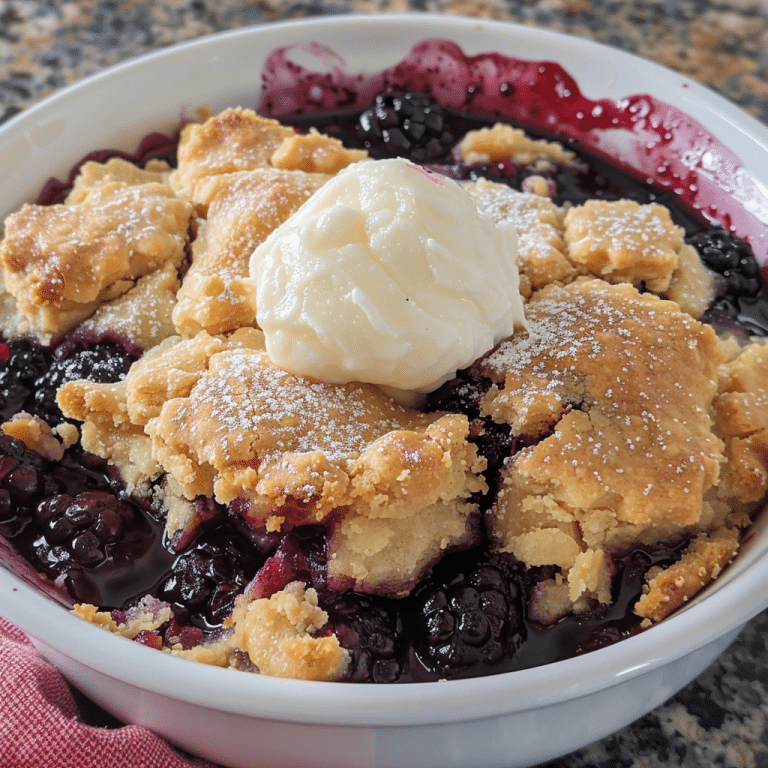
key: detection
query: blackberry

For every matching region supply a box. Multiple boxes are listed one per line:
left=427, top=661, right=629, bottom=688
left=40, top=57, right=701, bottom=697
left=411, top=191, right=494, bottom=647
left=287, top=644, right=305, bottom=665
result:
left=686, top=227, right=768, bottom=335
left=688, top=226, right=762, bottom=300
left=158, top=525, right=269, bottom=628
left=31, top=491, right=136, bottom=569
left=452, top=160, right=559, bottom=196
left=163, top=613, right=206, bottom=650
left=0, top=434, right=50, bottom=537
left=0, top=339, right=53, bottom=420
left=250, top=526, right=327, bottom=598
left=0, top=431, right=47, bottom=470
left=426, top=370, right=489, bottom=420
left=426, top=371, right=515, bottom=491
left=4, top=458, right=169, bottom=606
left=472, top=419, right=515, bottom=486
left=326, top=592, right=406, bottom=683
left=356, top=92, right=455, bottom=162
left=31, top=338, right=137, bottom=424
left=3, top=464, right=44, bottom=506
left=406, top=551, right=524, bottom=679
left=168, top=496, right=223, bottom=553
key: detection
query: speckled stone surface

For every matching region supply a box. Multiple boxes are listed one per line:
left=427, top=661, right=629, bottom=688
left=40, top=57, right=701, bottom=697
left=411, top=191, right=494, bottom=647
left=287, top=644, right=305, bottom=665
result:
left=2, top=2, right=768, bottom=767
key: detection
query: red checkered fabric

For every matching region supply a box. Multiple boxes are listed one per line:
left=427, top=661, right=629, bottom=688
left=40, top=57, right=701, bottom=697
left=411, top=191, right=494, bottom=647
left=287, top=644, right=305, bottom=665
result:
left=0, top=617, right=215, bottom=768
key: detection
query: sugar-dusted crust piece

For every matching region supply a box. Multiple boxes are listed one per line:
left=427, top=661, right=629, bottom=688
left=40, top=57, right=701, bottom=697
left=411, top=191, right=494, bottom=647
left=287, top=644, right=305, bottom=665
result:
left=168, top=109, right=363, bottom=338
left=476, top=279, right=727, bottom=606
left=144, top=343, right=482, bottom=516
left=665, top=243, right=717, bottom=319
left=60, top=329, right=485, bottom=594
left=64, top=160, right=181, bottom=352
left=226, top=582, right=349, bottom=681
left=1, top=413, right=77, bottom=460
left=270, top=129, right=368, bottom=174
left=125, top=331, right=244, bottom=425
left=634, top=526, right=740, bottom=622
left=79, top=261, right=180, bottom=352
left=563, top=199, right=684, bottom=293
left=714, top=342, right=768, bottom=503
left=173, top=169, right=328, bottom=337
left=56, top=330, right=246, bottom=491
left=66, top=158, right=172, bottom=202
left=169, top=108, right=296, bottom=199
left=0, top=180, right=192, bottom=341
left=74, top=596, right=173, bottom=639
left=460, top=123, right=576, bottom=166
left=466, top=179, right=576, bottom=297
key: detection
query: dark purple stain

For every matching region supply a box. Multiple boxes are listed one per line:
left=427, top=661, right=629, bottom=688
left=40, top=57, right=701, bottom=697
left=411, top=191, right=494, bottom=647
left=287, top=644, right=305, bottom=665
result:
left=258, top=38, right=768, bottom=258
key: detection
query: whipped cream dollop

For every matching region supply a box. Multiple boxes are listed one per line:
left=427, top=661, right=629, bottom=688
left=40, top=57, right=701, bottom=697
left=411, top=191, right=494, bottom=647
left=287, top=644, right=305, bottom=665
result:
left=251, top=157, right=525, bottom=397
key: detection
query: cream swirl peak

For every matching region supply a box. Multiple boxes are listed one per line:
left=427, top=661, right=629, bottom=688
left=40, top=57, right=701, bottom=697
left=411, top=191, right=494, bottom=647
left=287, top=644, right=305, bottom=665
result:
left=251, top=157, right=525, bottom=398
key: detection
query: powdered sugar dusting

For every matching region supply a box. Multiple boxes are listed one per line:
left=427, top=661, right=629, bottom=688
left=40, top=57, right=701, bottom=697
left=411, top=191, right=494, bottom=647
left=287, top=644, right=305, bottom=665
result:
left=185, top=349, right=430, bottom=465
left=480, top=280, right=723, bottom=516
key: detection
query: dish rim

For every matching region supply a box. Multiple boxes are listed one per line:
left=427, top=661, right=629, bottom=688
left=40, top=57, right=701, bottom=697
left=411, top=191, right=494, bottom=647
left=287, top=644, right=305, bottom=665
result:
left=1, top=12, right=767, bottom=729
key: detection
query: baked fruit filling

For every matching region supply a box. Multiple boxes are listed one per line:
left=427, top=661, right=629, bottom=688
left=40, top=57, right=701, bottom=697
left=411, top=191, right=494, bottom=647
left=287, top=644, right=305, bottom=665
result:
left=0, top=92, right=766, bottom=683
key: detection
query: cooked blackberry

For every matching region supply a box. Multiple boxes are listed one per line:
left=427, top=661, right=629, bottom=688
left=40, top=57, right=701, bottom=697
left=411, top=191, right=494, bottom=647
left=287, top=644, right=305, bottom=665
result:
left=167, top=496, right=223, bottom=553
left=4, top=464, right=44, bottom=507
left=406, top=550, right=525, bottom=679
left=0, top=436, right=46, bottom=470
left=0, top=433, right=175, bottom=606
left=31, top=338, right=137, bottom=424
left=327, top=592, right=406, bottom=683
left=158, top=525, right=270, bottom=628
left=30, top=491, right=140, bottom=569
left=426, top=371, right=515, bottom=491
left=356, top=92, right=454, bottom=162
left=0, top=434, right=50, bottom=537
left=472, top=419, right=515, bottom=487
left=450, top=159, right=558, bottom=194
left=163, top=613, right=206, bottom=650
left=426, top=369, right=489, bottom=420
left=687, top=227, right=768, bottom=335
left=688, top=226, right=761, bottom=298
left=250, top=526, right=327, bottom=598
left=0, top=339, right=53, bottom=420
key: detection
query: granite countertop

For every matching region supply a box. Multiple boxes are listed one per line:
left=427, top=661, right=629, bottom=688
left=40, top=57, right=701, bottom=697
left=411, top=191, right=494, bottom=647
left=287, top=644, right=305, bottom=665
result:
left=2, top=2, right=768, bottom=767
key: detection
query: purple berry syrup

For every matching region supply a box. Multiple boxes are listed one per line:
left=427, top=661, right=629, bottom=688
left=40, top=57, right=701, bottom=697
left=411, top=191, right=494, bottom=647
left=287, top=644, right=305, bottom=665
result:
left=1, top=39, right=766, bottom=682
left=259, top=39, right=768, bottom=259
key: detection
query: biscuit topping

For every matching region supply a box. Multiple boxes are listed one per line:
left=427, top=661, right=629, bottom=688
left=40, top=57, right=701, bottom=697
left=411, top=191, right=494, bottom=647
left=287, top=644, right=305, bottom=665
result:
left=0, top=95, right=764, bottom=683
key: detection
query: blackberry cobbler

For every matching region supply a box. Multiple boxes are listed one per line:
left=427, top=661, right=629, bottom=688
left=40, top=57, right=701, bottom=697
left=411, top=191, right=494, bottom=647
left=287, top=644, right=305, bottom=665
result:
left=0, top=92, right=766, bottom=683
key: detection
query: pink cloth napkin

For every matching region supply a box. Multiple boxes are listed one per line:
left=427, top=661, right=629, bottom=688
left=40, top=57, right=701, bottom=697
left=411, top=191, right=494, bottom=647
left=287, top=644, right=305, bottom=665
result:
left=0, top=616, right=215, bottom=768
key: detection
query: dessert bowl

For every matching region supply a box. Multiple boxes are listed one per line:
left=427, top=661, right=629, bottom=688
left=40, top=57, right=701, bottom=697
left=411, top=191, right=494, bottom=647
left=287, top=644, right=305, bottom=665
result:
left=1, top=13, right=768, bottom=768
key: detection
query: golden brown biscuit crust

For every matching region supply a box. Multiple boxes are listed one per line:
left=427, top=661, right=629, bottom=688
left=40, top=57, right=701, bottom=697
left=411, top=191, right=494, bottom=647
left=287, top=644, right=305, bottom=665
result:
left=563, top=199, right=683, bottom=292
left=0, top=181, right=191, bottom=340
left=476, top=278, right=728, bottom=610
left=0, top=105, right=761, bottom=674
